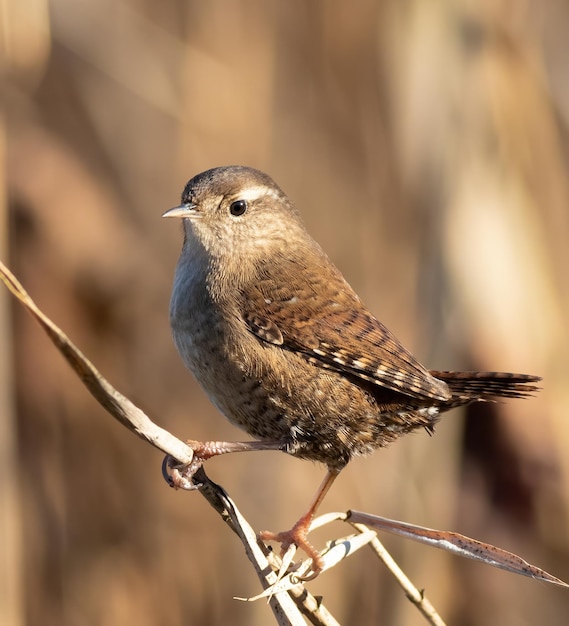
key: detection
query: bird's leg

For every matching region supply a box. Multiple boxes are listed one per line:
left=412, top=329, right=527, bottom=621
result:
left=163, top=439, right=285, bottom=490
left=260, top=468, right=340, bottom=578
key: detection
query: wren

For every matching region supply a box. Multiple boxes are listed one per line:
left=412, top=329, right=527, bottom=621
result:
left=163, top=165, right=540, bottom=576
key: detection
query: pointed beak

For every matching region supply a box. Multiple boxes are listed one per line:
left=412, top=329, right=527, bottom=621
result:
left=162, top=202, right=199, bottom=219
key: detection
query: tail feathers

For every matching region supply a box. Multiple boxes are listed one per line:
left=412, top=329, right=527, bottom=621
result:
left=430, top=370, right=541, bottom=409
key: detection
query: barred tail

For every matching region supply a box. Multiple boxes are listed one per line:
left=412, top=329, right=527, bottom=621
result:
left=430, top=370, right=541, bottom=410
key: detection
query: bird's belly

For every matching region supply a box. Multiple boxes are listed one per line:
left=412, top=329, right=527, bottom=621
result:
left=173, top=319, right=293, bottom=433
left=171, top=312, right=433, bottom=468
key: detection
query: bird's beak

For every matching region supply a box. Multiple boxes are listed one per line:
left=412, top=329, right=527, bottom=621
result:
left=162, top=202, right=199, bottom=219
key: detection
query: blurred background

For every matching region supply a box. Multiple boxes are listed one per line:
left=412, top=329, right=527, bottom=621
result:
left=2, top=1, right=569, bottom=624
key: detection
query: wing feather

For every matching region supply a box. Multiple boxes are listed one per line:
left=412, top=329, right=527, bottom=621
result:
left=240, top=253, right=450, bottom=402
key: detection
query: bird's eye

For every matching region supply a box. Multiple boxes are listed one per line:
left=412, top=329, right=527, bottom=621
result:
left=229, top=200, right=248, bottom=216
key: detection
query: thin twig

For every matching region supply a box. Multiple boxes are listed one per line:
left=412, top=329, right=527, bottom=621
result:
left=348, top=511, right=569, bottom=589
left=0, top=260, right=194, bottom=465
left=0, top=260, right=332, bottom=625
left=4, top=259, right=566, bottom=625
left=350, top=522, right=446, bottom=626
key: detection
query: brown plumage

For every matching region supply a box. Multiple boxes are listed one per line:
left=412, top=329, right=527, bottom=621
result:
left=164, top=165, right=540, bottom=575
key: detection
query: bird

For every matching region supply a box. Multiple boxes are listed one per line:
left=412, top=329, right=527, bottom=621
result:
left=163, top=165, right=540, bottom=577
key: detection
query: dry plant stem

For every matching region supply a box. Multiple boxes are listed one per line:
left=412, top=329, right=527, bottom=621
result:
left=0, top=261, right=337, bottom=625
left=348, top=510, right=568, bottom=588
left=286, top=585, right=341, bottom=626
left=193, top=469, right=308, bottom=626
left=351, top=522, right=446, bottom=626
left=0, top=261, right=194, bottom=466
left=195, top=467, right=339, bottom=626
left=3, top=260, right=563, bottom=623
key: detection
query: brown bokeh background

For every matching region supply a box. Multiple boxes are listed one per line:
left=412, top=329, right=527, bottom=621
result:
left=2, top=1, right=569, bottom=624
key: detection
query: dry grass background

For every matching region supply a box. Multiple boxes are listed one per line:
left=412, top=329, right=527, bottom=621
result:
left=2, top=1, right=569, bottom=624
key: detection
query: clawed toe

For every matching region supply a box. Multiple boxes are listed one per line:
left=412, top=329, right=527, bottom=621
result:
left=162, top=453, right=205, bottom=490
left=260, top=521, right=324, bottom=578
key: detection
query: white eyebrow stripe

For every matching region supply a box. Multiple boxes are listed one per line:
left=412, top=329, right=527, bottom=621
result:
left=236, top=186, right=280, bottom=202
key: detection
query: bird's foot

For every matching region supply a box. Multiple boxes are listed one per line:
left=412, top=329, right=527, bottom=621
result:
left=162, top=440, right=216, bottom=490
left=163, top=439, right=285, bottom=490
left=260, top=516, right=324, bottom=580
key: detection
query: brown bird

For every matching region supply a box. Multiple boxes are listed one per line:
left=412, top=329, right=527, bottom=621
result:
left=163, top=165, right=540, bottom=576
